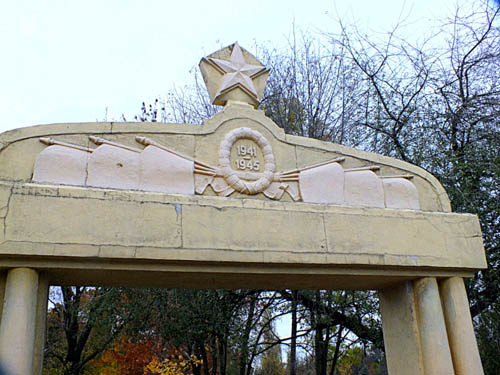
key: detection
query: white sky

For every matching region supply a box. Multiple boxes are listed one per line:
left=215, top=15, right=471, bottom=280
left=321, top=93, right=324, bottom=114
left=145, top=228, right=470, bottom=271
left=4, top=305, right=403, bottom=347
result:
left=0, top=0, right=459, bottom=134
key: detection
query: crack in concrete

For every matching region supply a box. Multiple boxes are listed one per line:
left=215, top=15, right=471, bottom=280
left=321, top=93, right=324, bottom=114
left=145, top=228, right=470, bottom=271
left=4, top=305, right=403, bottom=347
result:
left=84, top=137, right=92, bottom=185
left=294, top=145, right=298, bottom=170
left=2, top=184, right=14, bottom=239
left=322, top=213, right=329, bottom=252
left=178, top=204, right=184, bottom=249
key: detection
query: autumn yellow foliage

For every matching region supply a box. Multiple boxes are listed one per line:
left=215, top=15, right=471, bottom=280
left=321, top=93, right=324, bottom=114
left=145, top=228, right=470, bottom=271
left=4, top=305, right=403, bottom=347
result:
left=144, top=354, right=202, bottom=375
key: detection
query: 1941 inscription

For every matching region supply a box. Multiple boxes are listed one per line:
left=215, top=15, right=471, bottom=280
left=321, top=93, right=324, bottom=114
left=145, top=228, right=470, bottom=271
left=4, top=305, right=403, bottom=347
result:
left=231, top=140, right=263, bottom=172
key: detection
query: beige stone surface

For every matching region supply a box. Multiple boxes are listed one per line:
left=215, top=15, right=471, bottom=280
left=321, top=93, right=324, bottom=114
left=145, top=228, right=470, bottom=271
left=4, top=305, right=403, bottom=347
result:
left=33, top=145, right=89, bottom=186
left=33, top=272, right=49, bottom=375
left=87, top=144, right=140, bottom=189
left=139, top=145, right=195, bottom=194
left=0, top=256, right=475, bottom=291
left=195, top=115, right=296, bottom=173
left=379, top=281, right=424, bottom=375
left=413, top=277, right=455, bottom=375
left=199, top=43, right=269, bottom=108
left=182, top=204, right=327, bottom=252
left=344, top=170, right=385, bottom=208
left=218, top=127, right=275, bottom=195
left=0, top=137, right=46, bottom=182
left=5, top=190, right=182, bottom=248
left=287, top=133, right=451, bottom=212
left=324, top=208, right=484, bottom=268
left=299, top=162, right=344, bottom=204
left=294, top=146, right=343, bottom=170
left=0, top=123, right=108, bottom=182
left=0, top=273, right=5, bottom=325
left=383, top=177, right=420, bottom=209
left=440, top=277, right=484, bottom=375
left=0, top=182, right=486, bottom=278
left=194, top=173, right=214, bottom=195
left=0, top=268, right=39, bottom=375
left=0, top=184, right=11, bottom=220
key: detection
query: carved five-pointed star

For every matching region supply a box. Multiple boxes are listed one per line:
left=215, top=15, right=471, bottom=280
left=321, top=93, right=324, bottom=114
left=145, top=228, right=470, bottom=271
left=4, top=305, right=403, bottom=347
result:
left=210, top=42, right=266, bottom=100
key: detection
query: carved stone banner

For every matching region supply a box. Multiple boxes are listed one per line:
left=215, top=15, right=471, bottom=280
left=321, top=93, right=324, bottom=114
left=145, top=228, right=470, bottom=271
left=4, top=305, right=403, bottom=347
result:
left=31, top=123, right=421, bottom=210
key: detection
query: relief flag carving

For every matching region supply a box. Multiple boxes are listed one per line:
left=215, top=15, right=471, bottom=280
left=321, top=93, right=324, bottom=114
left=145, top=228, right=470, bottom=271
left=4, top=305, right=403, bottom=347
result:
left=32, top=127, right=420, bottom=210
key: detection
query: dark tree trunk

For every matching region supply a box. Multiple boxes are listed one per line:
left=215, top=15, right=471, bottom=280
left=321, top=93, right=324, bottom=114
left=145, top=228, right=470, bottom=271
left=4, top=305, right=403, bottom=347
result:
left=63, top=364, right=83, bottom=375
left=329, top=326, right=343, bottom=375
left=290, top=290, right=298, bottom=375
left=314, top=291, right=328, bottom=375
left=211, top=336, right=218, bottom=375
left=218, top=334, right=227, bottom=375
left=239, top=295, right=257, bottom=375
left=200, top=343, right=209, bottom=375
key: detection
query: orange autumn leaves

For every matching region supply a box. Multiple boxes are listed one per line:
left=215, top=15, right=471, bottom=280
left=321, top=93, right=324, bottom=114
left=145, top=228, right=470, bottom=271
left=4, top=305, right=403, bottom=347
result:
left=90, top=336, right=202, bottom=375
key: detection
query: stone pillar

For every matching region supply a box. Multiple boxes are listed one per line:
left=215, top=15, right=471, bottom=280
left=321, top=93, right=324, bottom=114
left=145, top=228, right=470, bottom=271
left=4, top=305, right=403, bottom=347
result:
left=440, top=277, right=484, bottom=375
left=0, top=272, right=6, bottom=324
left=379, top=281, right=424, bottom=375
left=33, top=273, right=49, bottom=375
left=0, top=268, right=39, bottom=375
left=413, top=277, right=455, bottom=375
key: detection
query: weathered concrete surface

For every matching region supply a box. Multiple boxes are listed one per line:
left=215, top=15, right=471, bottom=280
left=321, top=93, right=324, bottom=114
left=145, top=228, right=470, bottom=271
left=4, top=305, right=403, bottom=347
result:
left=379, top=281, right=424, bottom=375
left=33, top=272, right=49, bottom=375
left=0, top=268, right=39, bottom=375
left=440, top=277, right=484, bottom=375
left=0, top=181, right=486, bottom=289
left=414, top=277, right=455, bottom=375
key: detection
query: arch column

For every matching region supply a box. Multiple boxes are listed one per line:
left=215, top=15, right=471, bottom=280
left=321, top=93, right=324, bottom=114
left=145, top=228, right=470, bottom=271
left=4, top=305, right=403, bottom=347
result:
left=379, top=281, right=424, bottom=375
left=0, top=268, right=39, bottom=375
left=33, top=272, right=49, bottom=375
left=381, top=277, right=477, bottom=375
left=413, top=277, right=455, bottom=375
left=440, top=277, right=484, bottom=375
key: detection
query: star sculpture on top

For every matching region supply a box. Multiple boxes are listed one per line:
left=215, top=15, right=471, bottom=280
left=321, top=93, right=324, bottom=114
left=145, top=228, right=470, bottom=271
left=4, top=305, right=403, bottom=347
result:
left=199, top=42, right=270, bottom=108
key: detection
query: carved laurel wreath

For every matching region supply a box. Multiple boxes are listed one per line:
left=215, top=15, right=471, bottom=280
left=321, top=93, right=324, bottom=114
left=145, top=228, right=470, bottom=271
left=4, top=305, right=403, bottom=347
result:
left=219, top=127, right=276, bottom=194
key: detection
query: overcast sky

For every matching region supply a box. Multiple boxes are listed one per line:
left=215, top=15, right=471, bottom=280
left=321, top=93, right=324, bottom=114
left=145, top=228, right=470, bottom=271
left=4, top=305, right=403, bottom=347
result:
left=0, top=0, right=463, bottom=134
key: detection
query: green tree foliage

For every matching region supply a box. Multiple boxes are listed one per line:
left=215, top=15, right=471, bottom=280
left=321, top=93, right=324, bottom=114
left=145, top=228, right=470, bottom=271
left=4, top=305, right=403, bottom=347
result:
left=476, top=300, right=500, bottom=374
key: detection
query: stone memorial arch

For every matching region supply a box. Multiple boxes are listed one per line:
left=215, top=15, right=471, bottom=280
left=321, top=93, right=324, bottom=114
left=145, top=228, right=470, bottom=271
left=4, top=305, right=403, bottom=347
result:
left=0, top=43, right=486, bottom=374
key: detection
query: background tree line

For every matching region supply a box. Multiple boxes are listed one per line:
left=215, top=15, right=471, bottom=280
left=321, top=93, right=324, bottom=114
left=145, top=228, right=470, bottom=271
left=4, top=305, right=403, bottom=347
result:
left=43, top=1, right=499, bottom=374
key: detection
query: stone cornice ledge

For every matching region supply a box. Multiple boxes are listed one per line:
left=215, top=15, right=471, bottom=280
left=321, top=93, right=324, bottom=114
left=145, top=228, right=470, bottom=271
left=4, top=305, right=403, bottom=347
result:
left=0, top=182, right=486, bottom=278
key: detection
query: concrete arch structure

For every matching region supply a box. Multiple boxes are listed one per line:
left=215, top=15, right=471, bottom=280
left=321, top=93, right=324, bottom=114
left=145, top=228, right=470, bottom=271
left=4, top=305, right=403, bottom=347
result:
left=0, top=103, right=486, bottom=374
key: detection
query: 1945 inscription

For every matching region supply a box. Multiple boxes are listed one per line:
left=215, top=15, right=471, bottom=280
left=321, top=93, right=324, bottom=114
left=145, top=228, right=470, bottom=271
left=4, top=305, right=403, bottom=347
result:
left=231, top=140, right=263, bottom=172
